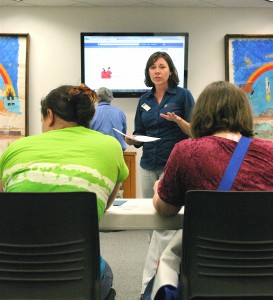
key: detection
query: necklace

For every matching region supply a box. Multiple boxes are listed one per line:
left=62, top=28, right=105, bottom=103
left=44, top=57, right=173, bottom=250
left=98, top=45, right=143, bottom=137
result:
left=213, top=131, right=242, bottom=142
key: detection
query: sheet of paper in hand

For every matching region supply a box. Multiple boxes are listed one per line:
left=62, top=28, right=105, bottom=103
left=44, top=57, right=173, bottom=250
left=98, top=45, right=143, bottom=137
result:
left=113, top=128, right=160, bottom=143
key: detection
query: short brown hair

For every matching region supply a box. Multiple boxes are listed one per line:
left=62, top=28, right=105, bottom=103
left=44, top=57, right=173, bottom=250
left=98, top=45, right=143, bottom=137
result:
left=190, top=81, right=254, bottom=138
left=144, top=51, right=179, bottom=88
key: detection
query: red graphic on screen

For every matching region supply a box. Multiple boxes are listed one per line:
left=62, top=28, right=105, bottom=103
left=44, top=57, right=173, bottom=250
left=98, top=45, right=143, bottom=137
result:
left=101, top=67, right=112, bottom=79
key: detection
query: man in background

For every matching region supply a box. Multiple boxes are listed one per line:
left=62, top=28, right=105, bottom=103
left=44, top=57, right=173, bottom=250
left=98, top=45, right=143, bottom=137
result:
left=90, top=87, right=127, bottom=151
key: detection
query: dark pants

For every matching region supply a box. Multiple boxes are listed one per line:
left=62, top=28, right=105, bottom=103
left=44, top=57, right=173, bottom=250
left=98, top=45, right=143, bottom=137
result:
left=101, top=261, right=113, bottom=300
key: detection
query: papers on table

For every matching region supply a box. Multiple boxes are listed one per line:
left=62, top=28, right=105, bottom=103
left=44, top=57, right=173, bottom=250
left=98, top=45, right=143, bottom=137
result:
left=113, top=128, right=161, bottom=143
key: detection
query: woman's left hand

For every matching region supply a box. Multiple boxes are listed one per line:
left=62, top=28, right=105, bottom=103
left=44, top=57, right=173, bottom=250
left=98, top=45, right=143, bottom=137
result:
left=160, top=112, right=191, bottom=136
left=160, top=112, right=182, bottom=123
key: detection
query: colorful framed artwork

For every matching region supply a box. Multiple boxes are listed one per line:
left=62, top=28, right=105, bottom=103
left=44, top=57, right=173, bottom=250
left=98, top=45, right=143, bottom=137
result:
left=225, top=34, right=273, bottom=140
left=0, top=33, right=29, bottom=155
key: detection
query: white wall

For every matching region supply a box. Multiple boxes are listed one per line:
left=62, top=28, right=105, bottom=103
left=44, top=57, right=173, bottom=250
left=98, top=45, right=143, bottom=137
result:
left=1, top=6, right=273, bottom=197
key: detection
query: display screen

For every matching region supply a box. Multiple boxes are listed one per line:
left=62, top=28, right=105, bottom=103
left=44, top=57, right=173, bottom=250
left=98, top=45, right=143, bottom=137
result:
left=81, top=33, right=189, bottom=98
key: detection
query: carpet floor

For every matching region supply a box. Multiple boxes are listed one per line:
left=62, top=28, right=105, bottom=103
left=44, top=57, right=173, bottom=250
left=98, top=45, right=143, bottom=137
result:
left=100, top=230, right=150, bottom=300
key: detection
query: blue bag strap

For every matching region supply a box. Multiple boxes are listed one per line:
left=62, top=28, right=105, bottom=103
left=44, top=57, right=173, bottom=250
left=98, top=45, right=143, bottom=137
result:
left=218, top=136, right=252, bottom=191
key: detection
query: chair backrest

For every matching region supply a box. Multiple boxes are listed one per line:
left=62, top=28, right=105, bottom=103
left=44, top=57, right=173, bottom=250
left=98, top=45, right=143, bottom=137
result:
left=0, top=191, right=101, bottom=299
left=181, top=190, right=273, bottom=300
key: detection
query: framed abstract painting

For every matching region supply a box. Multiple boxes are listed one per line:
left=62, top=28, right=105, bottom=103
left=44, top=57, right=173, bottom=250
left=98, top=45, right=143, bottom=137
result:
left=0, top=33, right=29, bottom=154
left=225, top=34, right=273, bottom=140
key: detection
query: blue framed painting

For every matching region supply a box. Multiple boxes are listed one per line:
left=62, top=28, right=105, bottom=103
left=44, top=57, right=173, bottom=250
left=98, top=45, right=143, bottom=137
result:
left=225, top=34, right=273, bottom=140
left=0, top=33, right=29, bottom=154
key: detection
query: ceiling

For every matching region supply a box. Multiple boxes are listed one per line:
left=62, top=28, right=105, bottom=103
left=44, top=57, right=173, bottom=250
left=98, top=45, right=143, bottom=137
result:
left=0, top=0, right=272, bottom=8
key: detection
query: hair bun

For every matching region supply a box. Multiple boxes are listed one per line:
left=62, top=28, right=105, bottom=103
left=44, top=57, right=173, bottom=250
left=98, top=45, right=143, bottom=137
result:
left=68, top=84, right=97, bottom=103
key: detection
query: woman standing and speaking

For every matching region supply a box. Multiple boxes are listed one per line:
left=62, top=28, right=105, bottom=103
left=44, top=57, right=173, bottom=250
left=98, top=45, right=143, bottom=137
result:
left=125, top=51, right=195, bottom=297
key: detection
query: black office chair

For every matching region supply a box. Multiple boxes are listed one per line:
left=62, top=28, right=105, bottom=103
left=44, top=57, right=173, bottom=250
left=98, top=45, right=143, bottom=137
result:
left=0, top=191, right=114, bottom=299
left=181, top=190, right=273, bottom=300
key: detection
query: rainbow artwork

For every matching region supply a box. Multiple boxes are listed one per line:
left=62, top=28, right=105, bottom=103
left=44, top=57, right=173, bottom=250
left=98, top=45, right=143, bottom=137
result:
left=229, top=37, right=273, bottom=140
left=0, top=35, right=27, bottom=154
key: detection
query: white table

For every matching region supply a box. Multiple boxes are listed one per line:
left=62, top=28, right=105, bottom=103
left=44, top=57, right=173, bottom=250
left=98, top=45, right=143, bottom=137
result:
left=99, top=198, right=184, bottom=230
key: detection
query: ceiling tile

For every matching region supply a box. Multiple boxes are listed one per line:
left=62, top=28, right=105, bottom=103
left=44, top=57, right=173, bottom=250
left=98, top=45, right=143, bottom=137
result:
left=0, top=0, right=272, bottom=7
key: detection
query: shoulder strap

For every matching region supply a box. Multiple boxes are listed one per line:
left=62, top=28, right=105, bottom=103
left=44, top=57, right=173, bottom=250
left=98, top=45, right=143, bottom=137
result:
left=218, top=136, right=252, bottom=191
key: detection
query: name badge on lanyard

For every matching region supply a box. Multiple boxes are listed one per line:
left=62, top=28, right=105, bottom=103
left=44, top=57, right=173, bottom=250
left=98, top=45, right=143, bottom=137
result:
left=141, top=103, right=151, bottom=111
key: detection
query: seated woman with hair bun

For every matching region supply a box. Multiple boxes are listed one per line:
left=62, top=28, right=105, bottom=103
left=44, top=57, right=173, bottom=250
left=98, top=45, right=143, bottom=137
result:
left=0, top=83, right=129, bottom=300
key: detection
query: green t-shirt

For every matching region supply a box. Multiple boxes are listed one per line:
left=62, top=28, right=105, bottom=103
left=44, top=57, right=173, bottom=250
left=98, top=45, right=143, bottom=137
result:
left=0, top=126, right=129, bottom=220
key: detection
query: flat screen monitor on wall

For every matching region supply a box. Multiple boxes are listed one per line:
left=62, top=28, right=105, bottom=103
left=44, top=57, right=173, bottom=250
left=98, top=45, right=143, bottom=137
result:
left=81, top=32, right=189, bottom=98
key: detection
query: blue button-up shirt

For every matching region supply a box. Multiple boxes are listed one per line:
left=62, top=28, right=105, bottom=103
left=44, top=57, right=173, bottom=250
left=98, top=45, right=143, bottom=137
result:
left=90, top=102, right=127, bottom=151
left=133, top=86, right=195, bottom=170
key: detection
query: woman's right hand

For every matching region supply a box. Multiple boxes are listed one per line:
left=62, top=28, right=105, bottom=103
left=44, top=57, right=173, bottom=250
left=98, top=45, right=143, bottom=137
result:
left=125, top=135, right=137, bottom=146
